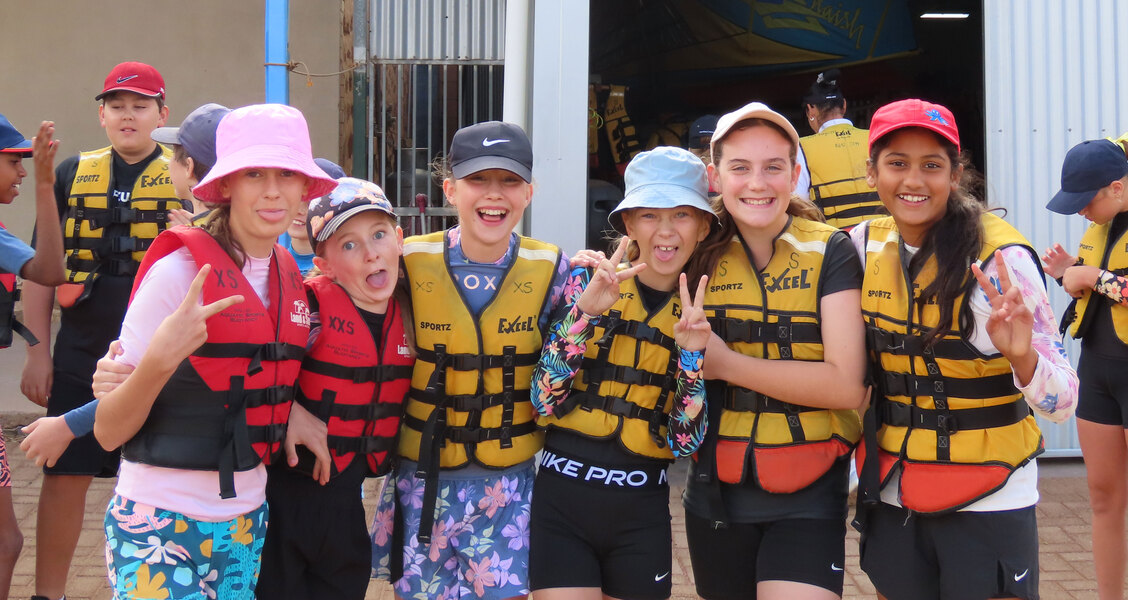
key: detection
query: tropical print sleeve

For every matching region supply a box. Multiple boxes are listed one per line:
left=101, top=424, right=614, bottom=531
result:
left=666, top=347, right=707, bottom=457
left=531, top=267, right=596, bottom=417
left=976, top=246, right=1078, bottom=423
left=1093, top=269, right=1128, bottom=306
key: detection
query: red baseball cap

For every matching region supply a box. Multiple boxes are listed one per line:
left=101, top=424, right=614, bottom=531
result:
left=868, top=99, right=960, bottom=153
left=95, top=61, right=165, bottom=101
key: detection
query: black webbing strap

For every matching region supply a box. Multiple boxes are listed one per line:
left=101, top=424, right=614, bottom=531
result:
left=865, top=326, right=983, bottom=361
left=412, top=347, right=538, bottom=371
left=415, top=345, right=450, bottom=544
left=193, top=341, right=305, bottom=376
left=242, top=385, right=295, bottom=409
left=499, top=346, right=517, bottom=450
left=878, top=371, right=1017, bottom=401
left=711, top=317, right=822, bottom=347
left=401, top=414, right=539, bottom=445
left=218, top=376, right=246, bottom=500
left=579, top=360, right=671, bottom=388
left=11, top=318, right=38, bottom=347
left=296, top=389, right=401, bottom=422
left=815, top=189, right=881, bottom=210
left=65, top=256, right=140, bottom=277
left=89, top=204, right=171, bottom=228
left=878, top=398, right=1031, bottom=434
left=851, top=397, right=882, bottom=533
left=725, top=387, right=819, bottom=443
left=301, top=356, right=414, bottom=384
left=691, top=378, right=730, bottom=528
left=327, top=434, right=396, bottom=455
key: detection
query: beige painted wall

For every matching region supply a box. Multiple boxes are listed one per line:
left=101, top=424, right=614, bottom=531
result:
left=0, top=0, right=342, bottom=240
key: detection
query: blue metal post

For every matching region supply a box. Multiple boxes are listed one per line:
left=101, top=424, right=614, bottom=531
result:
left=264, top=0, right=290, bottom=104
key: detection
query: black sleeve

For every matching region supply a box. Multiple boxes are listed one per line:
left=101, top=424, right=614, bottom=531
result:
left=31, top=155, right=80, bottom=248
left=819, top=230, right=863, bottom=297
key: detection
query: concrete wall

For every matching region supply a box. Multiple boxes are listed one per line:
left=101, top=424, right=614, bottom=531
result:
left=0, top=0, right=342, bottom=240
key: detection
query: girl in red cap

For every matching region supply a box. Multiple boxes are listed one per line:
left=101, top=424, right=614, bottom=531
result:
left=852, top=98, right=1076, bottom=599
left=682, top=102, right=867, bottom=600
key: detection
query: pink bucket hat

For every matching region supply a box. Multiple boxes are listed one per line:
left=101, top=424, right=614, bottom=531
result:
left=192, top=104, right=338, bottom=203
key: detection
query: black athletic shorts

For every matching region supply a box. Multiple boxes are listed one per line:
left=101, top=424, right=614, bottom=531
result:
left=44, top=376, right=119, bottom=477
left=859, top=503, right=1039, bottom=600
left=684, top=510, right=845, bottom=599
left=257, top=461, right=372, bottom=600
left=529, top=462, right=673, bottom=599
left=1076, top=351, right=1128, bottom=427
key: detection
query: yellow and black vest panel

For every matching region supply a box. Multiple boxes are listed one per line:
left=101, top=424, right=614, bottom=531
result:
left=860, top=214, right=1043, bottom=512
left=63, top=145, right=177, bottom=284
left=1067, top=221, right=1128, bottom=342
left=399, top=231, right=559, bottom=469
left=702, top=218, right=861, bottom=492
left=538, top=275, right=681, bottom=460
left=801, top=124, right=882, bottom=229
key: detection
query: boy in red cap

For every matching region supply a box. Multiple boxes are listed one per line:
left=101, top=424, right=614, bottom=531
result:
left=19, top=61, right=178, bottom=600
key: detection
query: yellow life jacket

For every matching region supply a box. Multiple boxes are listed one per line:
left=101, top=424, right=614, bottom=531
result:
left=858, top=214, right=1043, bottom=513
left=698, top=218, right=861, bottom=493
left=1065, top=221, right=1128, bottom=342
left=398, top=231, right=559, bottom=469
left=801, top=123, right=882, bottom=229
left=537, top=275, right=681, bottom=460
left=63, top=146, right=178, bottom=285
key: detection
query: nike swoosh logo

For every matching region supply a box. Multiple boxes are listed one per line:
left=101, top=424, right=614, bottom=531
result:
left=1014, top=569, right=1029, bottom=581
left=654, top=571, right=670, bottom=582
left=481, top=138, right=509, bottom=146
left=116, top=75, right=139, bottom=84
left=831, top=563, right=843, bottom=571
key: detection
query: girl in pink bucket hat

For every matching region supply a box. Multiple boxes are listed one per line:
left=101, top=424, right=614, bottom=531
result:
left=92, top=103, right=336, bottom=598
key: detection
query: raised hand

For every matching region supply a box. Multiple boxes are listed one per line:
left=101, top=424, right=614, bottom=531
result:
left=148, top=264, right=245, bottom=372
left=674, top=273, right=710, bottom=352
left=32, top=121, right=58, bottom=187
left=971, top=252, right=1035, bottom=380
left=575, top=237, right=647, bottom=316
left=1041, top=243, right=1077, bottom=280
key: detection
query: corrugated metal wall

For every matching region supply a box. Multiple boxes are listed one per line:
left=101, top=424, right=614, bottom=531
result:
left=985, top=0, right=1128, bottom=454
left=371, top=0, right=505, bottom=62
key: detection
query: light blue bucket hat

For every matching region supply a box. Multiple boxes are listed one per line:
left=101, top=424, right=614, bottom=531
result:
left=608, top=146, right=716, bottom=235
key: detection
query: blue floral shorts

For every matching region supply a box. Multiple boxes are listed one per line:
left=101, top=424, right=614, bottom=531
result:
left=370, top=461, right=533, bottom=599
left=104, top=495, right=268, bottom=600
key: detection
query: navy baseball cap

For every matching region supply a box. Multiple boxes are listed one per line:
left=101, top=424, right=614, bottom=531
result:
left=687, top=115, right=719, bottom=150
left=314, top=157, right=347, bottom=180
left=0, top=114, right=32, bottom=155
left=449, top=121, right=533, bottom=182
left=1047, top=139, right=1128, bottom=215
left=151, top=103, right=230, bottom=169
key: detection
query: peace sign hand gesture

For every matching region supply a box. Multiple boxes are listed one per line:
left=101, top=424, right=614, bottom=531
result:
left=149, top=264, right=245, bottom=372
left=575, top=237, right=647, bottom=317
left=971, top=252, right=1036, bottom=383
left=674, top=273, right=710, bottom=352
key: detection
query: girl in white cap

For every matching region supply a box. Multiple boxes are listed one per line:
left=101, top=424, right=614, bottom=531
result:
left=527, top=146, right=712, bottom=600
left=853, top=98, right=1075, bottom=599
left=92, top=103, right=336, bottom=599
left=681, top=102, right=867, bottom=600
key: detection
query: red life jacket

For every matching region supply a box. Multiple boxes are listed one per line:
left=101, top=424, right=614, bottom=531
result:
left=0, top=221, right=38, bottom=349
left=121, top=226, right=308, bottom=498
left=296, top=276, right=413, bottom=478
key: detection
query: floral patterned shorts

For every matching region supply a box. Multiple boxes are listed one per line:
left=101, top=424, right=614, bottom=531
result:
left=370, top=461, right=533, bottom=600
left=104, top=494, right=268, bottom=600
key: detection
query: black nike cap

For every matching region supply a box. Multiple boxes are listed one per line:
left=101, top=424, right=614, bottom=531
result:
left=448, top=121, right=533, bottom=182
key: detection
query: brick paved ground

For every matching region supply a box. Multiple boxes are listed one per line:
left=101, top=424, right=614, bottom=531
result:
left=1, top=413, right=1101, bottom=599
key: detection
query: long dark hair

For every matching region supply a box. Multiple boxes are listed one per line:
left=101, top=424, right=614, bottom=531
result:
left=685, top=118, right=824, bottom=284
left=869, top=128, right=983, bottom=346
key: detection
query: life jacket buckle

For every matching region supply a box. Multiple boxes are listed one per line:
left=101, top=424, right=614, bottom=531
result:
left=933, top=413, right=958, bottom=435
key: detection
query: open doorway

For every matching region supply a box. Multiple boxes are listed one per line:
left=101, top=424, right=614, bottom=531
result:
left=585, top=0, right=984, bottom=249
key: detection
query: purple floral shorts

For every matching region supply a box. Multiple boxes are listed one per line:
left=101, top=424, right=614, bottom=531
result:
left=370, top=460, right=533, bottom=599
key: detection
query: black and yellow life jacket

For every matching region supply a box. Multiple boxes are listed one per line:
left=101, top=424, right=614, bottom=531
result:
left=857, top=214, right=1043, bottom=514
left=1064, top=221, right=1128, bottom=342
left=694, top=218, right=861, bottom=494
left=537, top=275, right=682, bottom=460
left=801, top=123, right=882, bottom=229
left=63, top=145, right=178, bottom=285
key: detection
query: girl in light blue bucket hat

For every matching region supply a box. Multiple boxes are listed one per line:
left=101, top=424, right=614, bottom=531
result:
left=528, top=146, right=714, bottom=599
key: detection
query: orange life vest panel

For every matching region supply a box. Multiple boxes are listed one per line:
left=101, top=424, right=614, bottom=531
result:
left=121, top=226, right=308, bottom=498
left=296, top=275, right=413, bottom=478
